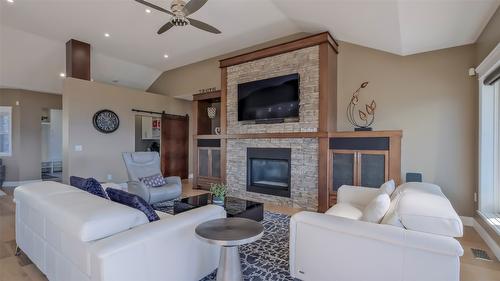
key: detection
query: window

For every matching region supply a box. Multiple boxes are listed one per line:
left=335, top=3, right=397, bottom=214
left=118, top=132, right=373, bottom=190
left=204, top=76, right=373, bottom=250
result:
left=0, top=106, right=12, bottom=156
left=478, top=43, right=500, bottom=232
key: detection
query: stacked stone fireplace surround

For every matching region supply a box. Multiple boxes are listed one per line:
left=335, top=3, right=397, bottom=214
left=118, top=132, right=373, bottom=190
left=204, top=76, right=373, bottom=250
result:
left=225, top=46, right=321, bottom=211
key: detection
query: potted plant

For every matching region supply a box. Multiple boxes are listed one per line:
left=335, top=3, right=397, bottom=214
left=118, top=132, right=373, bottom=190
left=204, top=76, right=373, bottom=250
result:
left=210, top=183, right=227, bottom=205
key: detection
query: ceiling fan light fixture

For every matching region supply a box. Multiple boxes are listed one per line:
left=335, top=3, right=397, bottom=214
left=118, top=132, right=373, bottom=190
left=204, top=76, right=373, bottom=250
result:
left=135, top=0, right=220, bottom=34
left=171, top=17, right=189, bottom=26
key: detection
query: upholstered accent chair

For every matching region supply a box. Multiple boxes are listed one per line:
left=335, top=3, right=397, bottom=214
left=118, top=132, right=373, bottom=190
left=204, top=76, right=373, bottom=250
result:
left=122, top=152, right=182, bottom=204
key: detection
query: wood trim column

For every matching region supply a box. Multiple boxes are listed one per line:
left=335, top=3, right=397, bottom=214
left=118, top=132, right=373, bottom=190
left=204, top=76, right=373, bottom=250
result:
left=66, top=39, right=91, bottom=80
left=318, top=138, right=330, bottom=212
left=220, top=67, right=228, bottom=182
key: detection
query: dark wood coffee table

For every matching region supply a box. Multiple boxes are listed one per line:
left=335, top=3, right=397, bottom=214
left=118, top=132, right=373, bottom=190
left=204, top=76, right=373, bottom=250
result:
left=172, top=193, right=264, bottom=221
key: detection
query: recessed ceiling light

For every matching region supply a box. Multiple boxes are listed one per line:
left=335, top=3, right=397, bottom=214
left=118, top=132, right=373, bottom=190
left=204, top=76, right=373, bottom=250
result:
left=59, top=73, right=66, bottom=78
left=163, top=54, right=169, bottom=58
left=145, top=9, right=151, bottom=13
left=104, top=33, right=110, bottom=37
left=6, top=0, right=14, bottom=3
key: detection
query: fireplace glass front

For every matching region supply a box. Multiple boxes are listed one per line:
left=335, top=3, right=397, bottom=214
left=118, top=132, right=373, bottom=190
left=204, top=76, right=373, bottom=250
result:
left=247, top=148, right=291, bottom=198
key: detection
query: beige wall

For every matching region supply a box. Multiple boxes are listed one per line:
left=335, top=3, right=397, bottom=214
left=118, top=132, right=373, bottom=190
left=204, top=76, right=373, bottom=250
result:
left=62, top=78, right=192, bottom=184
left=337, top=42, right=477, bottom=216
left=0, top=89, right=62, bottom=182
left=476, top=7, right=500, bottom=64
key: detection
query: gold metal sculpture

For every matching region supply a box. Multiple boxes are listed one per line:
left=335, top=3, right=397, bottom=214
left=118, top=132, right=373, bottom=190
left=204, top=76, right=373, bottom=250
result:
left=347, top=81, right=376, bottom=130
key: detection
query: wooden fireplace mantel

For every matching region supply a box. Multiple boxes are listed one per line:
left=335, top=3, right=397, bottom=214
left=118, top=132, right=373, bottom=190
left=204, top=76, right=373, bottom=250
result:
left=219, top=32, right=339, bottom=68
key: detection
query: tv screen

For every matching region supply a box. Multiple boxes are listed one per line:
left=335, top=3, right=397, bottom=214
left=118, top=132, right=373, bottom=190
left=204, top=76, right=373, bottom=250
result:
left=238, top=73, right=300, bottom=122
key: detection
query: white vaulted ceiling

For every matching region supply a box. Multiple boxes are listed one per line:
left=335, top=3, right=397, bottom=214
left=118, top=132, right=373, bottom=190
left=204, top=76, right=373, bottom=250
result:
left=0, top=0, right=499, bottom=94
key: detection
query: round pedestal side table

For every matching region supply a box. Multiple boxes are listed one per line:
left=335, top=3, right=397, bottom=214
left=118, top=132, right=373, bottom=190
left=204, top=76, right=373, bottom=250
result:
left=195, top=217, right=264, bottom=281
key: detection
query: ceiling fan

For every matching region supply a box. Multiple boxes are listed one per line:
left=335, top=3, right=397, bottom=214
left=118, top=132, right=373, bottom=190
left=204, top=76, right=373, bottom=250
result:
left=135, top=0, right=221, bottom=34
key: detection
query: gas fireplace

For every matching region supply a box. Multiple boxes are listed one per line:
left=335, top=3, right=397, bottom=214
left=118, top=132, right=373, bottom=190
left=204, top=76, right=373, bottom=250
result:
left=247, top=148, right=291, bottom=198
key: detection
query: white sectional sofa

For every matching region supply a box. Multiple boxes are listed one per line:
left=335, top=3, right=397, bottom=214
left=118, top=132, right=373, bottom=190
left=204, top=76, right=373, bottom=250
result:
left=14, top=181, right=225, bottom=281
left=289, top=182, right=464, bottom=281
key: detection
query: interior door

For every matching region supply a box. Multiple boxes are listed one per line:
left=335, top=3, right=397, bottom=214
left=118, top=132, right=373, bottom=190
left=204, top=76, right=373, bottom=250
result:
left=161, top=113, right=189, bottom=179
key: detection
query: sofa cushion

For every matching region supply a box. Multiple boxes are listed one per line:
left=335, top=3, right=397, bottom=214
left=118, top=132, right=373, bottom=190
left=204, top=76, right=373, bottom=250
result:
left=380, top=189, right=405, bottom=228
left=379, top=180, right=395, bottom=196
left=397, top=185, right=463, bottom=237
left=21, top=183, right=150, bottom=242
left=325, top=203, right=364, bottom=220
left=107, top=188, right=160, bottom=222
left=361, top=193, right=390, bottom=223
left=139, top=173, right=166, bottom=188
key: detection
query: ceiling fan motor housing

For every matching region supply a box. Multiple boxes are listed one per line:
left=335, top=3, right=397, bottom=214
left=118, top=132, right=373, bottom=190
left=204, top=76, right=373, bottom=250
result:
left=170, top=0, right=189, bottom=26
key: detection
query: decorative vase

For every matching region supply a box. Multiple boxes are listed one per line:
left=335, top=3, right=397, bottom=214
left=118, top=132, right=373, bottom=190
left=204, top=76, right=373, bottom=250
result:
left=213, top=196, right=224, bottom=205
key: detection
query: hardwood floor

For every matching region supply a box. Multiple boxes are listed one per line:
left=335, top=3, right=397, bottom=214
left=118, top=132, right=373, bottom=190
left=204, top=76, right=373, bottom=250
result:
left=1, top=181, right=499, bottom=281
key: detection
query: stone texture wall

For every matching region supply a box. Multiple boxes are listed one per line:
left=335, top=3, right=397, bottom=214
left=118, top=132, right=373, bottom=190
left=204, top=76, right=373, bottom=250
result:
left=225, top=46, right=321, bottom=210
left=226, top=46, right=320, bottom=134
left=226, top=138, right=319, bottom=210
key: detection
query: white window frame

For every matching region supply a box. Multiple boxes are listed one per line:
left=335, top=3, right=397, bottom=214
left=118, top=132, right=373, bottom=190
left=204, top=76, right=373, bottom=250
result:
left=0, top=106, right=12, bottom=157
left=477, top=42, right=500, bottom=233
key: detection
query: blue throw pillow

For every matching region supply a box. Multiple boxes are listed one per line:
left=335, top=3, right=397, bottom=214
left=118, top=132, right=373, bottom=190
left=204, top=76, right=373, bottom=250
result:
left=139, top=173, right=166, bottom=188
left=106, top=188, right=160, bottom=222
left=70, top=176, right=88, bottom=191
left=84, top=178, right=109, bottom=199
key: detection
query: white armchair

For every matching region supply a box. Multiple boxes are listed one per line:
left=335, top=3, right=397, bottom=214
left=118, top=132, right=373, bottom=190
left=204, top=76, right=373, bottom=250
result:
left=289, top=183, right=464, bottom=281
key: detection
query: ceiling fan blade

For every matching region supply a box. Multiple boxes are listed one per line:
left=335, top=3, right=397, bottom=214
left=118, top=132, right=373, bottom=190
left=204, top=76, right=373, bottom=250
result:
left=183, top=0, right=208, bottom=16
left=134, top=0, right=174, bottom=16
left=188, top=18, right=221, bottom=34
left=157, top=21, right=174, bottom=34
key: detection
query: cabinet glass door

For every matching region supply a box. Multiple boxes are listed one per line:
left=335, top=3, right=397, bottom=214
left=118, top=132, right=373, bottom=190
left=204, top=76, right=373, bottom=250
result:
left=358, top=151, right=388, bottom=188
left=198, top=148, right=209, bottom=177
left=331, top=150, right=356, bottom=192
left=211, top=149, right=221, bottom=178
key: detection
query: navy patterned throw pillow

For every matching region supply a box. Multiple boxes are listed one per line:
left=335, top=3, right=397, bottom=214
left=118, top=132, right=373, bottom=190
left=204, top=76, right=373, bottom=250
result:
left=84, top=178, right=109, bottom=199
left=70, top=176, right=88, bottom=191
left=106, top=188, right=160, bottom=222
left=139, top=174, right=166, bottom=188
left=69, top=176, right=108, bottom=199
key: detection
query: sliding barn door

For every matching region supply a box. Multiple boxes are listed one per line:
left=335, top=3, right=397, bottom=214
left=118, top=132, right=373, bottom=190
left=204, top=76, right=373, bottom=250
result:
left=161, top=114, right=189, bottom=179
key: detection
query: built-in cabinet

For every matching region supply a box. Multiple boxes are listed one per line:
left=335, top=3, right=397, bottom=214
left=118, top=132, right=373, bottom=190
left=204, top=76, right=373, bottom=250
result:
left=192, top=90, right=224, bottom=190
left=197, top=146, right=222, bottom=189
left=328, top=131, right=401, bottom=206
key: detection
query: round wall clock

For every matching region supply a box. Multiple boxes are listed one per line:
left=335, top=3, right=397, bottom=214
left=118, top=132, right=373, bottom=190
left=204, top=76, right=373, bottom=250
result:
left=93, top=109, right=120, bottom=134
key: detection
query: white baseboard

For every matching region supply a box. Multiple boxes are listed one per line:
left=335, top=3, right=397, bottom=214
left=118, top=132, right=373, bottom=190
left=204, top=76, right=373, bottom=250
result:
left=2, top=179, right=42, bottom=187
left=472, top=217, right=500, bottom=261
left=460, top=216, right=474, bottom=227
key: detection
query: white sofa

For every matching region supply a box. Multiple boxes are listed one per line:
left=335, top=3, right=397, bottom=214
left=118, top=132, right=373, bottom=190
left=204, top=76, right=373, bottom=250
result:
left=289, top=182, right=464, bottom=281
left=14, top=181, right=225, bottom=281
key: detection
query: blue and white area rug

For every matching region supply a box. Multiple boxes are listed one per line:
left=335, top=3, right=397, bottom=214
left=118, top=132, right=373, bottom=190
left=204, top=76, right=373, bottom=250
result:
left=152, top=201, right=296, bottom=281
left=200, top=211, right=295, bottom=281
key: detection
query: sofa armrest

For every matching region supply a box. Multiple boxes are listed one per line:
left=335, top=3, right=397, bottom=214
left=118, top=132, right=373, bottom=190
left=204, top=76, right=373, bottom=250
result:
left=126, top=181, right=150, bottom=202
left=289, top=211, right=463, bottom=281
left=90, top=205, right=226, bottom=281
left=164, top=176, right=182, bottom=187
left=337, top=185, right=381, bottom=207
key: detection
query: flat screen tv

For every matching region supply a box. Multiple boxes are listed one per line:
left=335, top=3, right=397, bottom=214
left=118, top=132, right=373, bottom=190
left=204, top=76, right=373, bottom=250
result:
left=238, top=73, right=300, bottom=122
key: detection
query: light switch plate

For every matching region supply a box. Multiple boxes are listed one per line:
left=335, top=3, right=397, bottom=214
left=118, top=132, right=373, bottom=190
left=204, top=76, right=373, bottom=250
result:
left=74, top=145, right=83, bottom=152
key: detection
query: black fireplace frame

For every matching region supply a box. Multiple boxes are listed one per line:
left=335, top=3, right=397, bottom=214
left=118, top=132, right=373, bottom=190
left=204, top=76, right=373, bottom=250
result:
left=246, top=147, right=291, bottom=198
